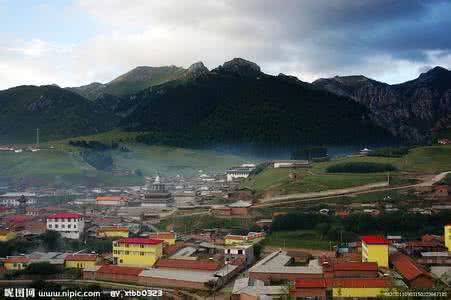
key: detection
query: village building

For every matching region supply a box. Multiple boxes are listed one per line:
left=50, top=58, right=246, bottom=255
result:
left=433, top=185, right=449, bottom=197
left=224, top=232, right=265, bottom=245
left=46, top=212, right=84, bottom=240
left=361, top=235, right=389, bottom=268
left=224, top=244, right=255, bottom=266
left=390, top=252, right=433, bottom=288
left=64, top=254, right=98, bottom=269
left=113, top=237, right=163, bottom=267
left=148, top=231, right=176, bottom=245
left=0, top=229, right=16, bottom=242
left=232, top=277, right=287, bottom=300
left=248, top=251, right=323, bottom=282
left=3, top=256, right=29, bottom=270
left=226, top=164, right=256, bottom=182
left=272, top=160, right=310, bottom=168
left=96, top=226, right=129, bottom=238
left=142, top=176, right=174, bottom=208
left=322, top=261, right=379, bottom=278
left=0, top=192, right=37, bottom=207
left=291, top=278, right=392, bottom=299
left=95, top=195, right=128, bottom=206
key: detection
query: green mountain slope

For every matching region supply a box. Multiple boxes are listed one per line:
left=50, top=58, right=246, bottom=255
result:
left=119, top=58, right=392, bottom=146
left=68, top=65, right=191, bottom=100
left=0, top=85, right=117, bottom=143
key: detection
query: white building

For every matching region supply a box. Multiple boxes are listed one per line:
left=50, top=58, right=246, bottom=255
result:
left=224, top=244, right=255, bottom=266
left=0, top=192, right=37, bottom=206
left=272, top=160, right=310, bottom=168
left=46, top=212, right=84, bottom=239
left=226, top=164, right=256, bottom=182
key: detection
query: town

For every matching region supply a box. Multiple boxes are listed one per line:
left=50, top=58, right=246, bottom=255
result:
left=0, top=149, right=450, bottom=299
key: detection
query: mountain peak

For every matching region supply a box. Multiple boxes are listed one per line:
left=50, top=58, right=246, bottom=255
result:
left=187, top=61, right=209, bottom=77
left=215, top=58, right=261, bottom=76
left=418, top=66, right=449, bottom=81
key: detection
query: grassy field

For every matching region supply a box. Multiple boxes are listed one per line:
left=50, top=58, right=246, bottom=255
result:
left=242, top=145, right=451, bottom=196
left=262, top=230, right=335, bottom=250
left=0, top=149, right=144, bottom=187
left=158, top=214, right=258, bottom=233
left=0, top=130, right=261, bottom=187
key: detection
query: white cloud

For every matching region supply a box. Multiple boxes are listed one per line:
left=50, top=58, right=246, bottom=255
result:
left=0, top=0, right=450, bottom=89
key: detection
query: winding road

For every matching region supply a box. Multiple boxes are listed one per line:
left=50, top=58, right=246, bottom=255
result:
left=253, top=171, right=450, bottom=208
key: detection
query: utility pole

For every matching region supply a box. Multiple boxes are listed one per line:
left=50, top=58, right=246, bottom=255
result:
left=36, top=128, right=40, bottom=148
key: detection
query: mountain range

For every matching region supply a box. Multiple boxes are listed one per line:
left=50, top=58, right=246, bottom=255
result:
left=313, top=66, right=451, bottom=143
left=0, top=58, right=449, bottom=146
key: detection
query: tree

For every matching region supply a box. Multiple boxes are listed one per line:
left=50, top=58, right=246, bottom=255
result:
left=315, top=223, right=330, bottom=240
left=40, top=230, right=63, bottom=251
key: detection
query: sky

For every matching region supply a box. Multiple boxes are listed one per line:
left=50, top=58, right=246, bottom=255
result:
left=1, top=0, right=451, bottom=89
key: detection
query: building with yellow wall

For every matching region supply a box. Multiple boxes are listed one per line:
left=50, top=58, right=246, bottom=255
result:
left=4, top=256, right=29, bottom=270
left=361, top=235, right=389, bottom=268
left=64, top=254, right=97, bottom=269
left=445, top=224, right=451, bottom=251
left=113, top=237, right=163, bottom=267
left=96, top=226, right=129, bottom=238
left=0, top=230, right=16, bottom=242
left=333, top=286, right=389, bottom=298
left=224, top=232, right=265, bottom=245
left=148, top=232, right=176, bottom=245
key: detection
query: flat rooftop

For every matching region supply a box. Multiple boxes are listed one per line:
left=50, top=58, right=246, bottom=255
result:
left=248, top=251, right=323, bottom=274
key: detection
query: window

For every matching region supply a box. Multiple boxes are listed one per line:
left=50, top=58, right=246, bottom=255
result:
left=140, top=252, right=144, bottom=256
left=125, top=251, right=129, bottom=255
left=55, top=224, right=59, bottom=228
left=62, top=224, right=65, bottom=228
left=74, top=224, right=77, bottom=228
left=49, top=224, right=52, bottom=228
left=238, top=249, right=243, bottom=255
left=140, top=245, right=144, bottom=248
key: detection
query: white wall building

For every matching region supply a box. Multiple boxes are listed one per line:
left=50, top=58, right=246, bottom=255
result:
left=46, top=212, right=84, bottom=240
left=0, top=192, right=37, bottom=206
left=226, top=164, right=256, bottom=182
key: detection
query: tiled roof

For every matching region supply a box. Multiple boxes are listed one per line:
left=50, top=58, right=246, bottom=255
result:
left=361, top=235, right=389, bottom=245
left=295, top=278, right=391, bottom=289
left=333, top=262, right=378, bottom=271
left=390, top=252, right=431, bottom=281
left=295, top=279, right=327, bottom=288
left=148, top=232, right=176, bottom=239
left=5, top=256, right=29, bottom=264
left=97, top=226, right=129, bottom=232
left=331, top=278, right=391, bottom=288
left=97, top=265, right=143, bottom=276
left=47, top=212, right=82, bottom=219
left=115, top=237, right=163, bottom=245
left=155, top=259, right=221, bottom=271
left=65, top=254, right=97, bottom=262
left=96, top=196, right=127, bottom=201
left=225, top=234, right=247, bottom=240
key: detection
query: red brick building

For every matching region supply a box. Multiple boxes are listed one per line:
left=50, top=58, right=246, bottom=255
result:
left=291, top=278, right=392, bottom=300
left=83, top=265, right=143, bottom=284
left=323, top=261, right=379, bottom=278
left=390, top=252, right=433, bottom=288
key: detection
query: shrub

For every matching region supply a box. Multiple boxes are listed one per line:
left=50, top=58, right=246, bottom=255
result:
left=368, top=146, right=410, bottom=157
left=326, top=162, right=397, bottom=173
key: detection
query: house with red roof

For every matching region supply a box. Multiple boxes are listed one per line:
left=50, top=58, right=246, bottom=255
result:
left=361, top=235, right=389, bottom=268
left=95, top=195, right=128, bottom=206
left=292, top=278, right=392, bottom=299
left=113, top=238, right=163, bottom=267
left=390, top=252, right=433, bottom=288
left=46, top=212, right=84, bottom=239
